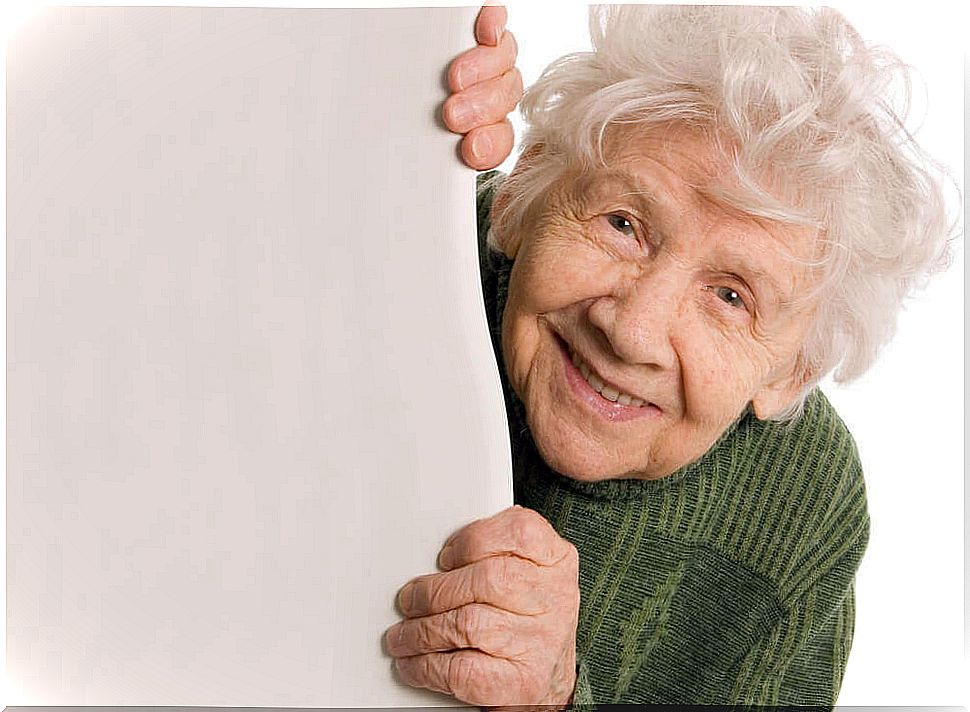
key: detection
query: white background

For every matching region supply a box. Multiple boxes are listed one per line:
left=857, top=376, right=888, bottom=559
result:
left=3, top=0, right=966, bottom=707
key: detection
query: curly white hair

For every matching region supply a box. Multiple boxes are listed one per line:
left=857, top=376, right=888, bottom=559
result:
left=487, top=5, right=956, bottom=420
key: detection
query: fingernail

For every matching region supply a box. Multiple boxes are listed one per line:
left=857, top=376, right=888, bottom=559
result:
left=384, top=622, right=404, bottom=654
left=494, top=23, right=505, bottom=45
left=398, top=582, right=415, bottom=613
left=438, top=544, right=455, bottom=570
left=456, top=64, right=478, bottom=92
left=472, top=131, right=492, bottom=161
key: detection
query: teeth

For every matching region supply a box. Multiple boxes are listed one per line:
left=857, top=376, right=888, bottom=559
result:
left=567, top=345, right=646, bottom=408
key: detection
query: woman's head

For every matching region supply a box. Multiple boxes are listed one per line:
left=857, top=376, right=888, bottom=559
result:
left=489, top=5, right=953, bottom=480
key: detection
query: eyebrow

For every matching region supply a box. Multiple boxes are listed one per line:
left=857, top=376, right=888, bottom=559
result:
left=585, top=169, right=663, bottom=216
left=723, top=259, right=786, bottom=312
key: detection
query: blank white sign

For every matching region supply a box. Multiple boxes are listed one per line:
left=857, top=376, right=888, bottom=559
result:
left=7, top=6, right=513, bottom=706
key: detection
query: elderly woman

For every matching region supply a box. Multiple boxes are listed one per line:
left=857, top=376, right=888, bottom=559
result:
left=385, top=5, right=951, bottom=707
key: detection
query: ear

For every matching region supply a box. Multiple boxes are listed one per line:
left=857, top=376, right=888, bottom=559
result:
left=750, top=358, right=815, bottom=420
left=489, top=143, right=544, bottom=259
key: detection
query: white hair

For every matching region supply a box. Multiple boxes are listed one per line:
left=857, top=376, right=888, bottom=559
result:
left=487, top=5, right=956, bottom=421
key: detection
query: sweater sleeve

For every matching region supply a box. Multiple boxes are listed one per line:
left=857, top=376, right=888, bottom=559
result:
left=729, top=458, right=870, bottom=707
left=729, top=539, right=866, bottom=707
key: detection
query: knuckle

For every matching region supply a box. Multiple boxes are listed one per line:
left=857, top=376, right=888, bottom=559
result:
left=509, top=508, right=543, bottom=550
left=465, top=603, right=511, bottom=652
left=507, top=557, right=533, bottom=594
left=477, top=555, right=507, bottom=593
left=483, top=609, right=515, bottom=652
left=413, top=619, right=435, bottom=650
left=454, top=604, right=482, bottom=647
left=481, top=556, right=520, bottom=600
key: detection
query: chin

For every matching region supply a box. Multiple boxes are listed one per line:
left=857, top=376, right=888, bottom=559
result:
left=528, top=419, right=643, bottom=483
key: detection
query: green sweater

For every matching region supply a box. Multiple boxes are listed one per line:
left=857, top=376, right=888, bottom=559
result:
left=476, top=172, right=870, bottom=707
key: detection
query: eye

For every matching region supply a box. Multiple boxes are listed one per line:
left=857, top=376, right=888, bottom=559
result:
left=606, top=213, right=636, bottom=238
left=713, top=286, right=746, bottom=309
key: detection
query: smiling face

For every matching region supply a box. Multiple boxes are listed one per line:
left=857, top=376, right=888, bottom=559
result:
left=498, top=127, right=821, bottom=481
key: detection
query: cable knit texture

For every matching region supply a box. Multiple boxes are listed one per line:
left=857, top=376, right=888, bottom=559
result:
left=476, top=171, right=869, bottom=707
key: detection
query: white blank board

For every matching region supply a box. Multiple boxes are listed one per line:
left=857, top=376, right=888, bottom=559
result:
left=7, top=6, right=513, bottom=706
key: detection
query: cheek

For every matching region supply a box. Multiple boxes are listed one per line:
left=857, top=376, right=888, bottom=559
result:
left=513, top=243, right=615, bottom=316
left=677, top=328, right=771, bottom=411
left=500, top=286, right=546, bottom=396
left=513, top=205, right=619, bottom=300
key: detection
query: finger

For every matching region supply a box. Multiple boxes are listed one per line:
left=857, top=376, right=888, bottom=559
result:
left=386, top=602, right=526, bottom=658
left=475, top=4, right=507, bottom=47
left=449, top=29, right=517, bottom=92
left=398, top=555, right=547, bottom=617
left=461, top=121, right=515, bottom=170
left=395, top=649, right=513, bottom=706
left=442, top=66, right=523, bottom=134
left=439, top=505, right=576, bottom=571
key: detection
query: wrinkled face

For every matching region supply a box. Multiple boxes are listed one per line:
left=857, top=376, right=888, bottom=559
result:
left=500, top=127, right=821, bottom=481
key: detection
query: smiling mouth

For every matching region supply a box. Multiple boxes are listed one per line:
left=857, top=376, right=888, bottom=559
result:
left=567, top=347, right=648, bottom=407
left=554, top=334, right=659, bottom=417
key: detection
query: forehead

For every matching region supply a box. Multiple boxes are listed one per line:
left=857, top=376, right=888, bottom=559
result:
left=601, top=124, right=724, bottom=186
left=594, top=124, right=750, bottom=220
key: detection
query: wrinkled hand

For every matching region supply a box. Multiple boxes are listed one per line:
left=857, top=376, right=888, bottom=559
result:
left=445, top=4, right=522, bottom=170
left=386, top=506, right=580, bottom=709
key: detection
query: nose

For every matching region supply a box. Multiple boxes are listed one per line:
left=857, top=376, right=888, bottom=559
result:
left=586, top=267, right=681, bottom=370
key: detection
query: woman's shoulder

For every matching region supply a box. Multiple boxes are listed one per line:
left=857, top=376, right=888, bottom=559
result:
left=732, top=387, right=866, bottom=489
left=723, top=389, right=870, bottom=601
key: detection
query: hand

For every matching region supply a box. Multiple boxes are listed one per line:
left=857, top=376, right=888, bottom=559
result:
left=385, top=506, right=580, bottom=709
left=444, top=4, right=522, bottom=170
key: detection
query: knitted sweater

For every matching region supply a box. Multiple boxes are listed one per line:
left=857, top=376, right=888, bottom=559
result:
left=476, top=171, right=870, bottom=707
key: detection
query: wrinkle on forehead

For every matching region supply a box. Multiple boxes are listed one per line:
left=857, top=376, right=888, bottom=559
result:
left=602, top=122, right=818, bottom=224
